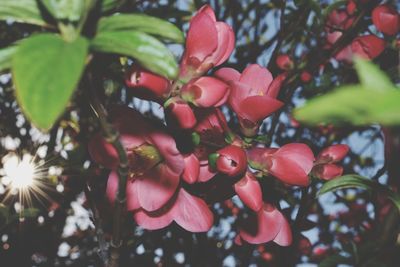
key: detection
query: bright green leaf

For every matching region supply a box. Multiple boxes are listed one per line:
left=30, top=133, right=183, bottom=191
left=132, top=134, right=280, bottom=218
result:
left=0, top=0, right=48, bottom=26
left=91, top=30, right=178, bottom=79
left=98, top=14, right=184, bottom=43
left=13, top=34, right=88, bottom=131
left=0, top=45, right=17, bottom=73
left=354, top=57, right=393, bottom=92
left=318, top=174, right=400, bottom=212
left=294, top=85, right=400, bottom=126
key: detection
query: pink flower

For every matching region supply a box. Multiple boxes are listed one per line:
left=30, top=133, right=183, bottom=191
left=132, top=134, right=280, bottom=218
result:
left=372, top=5, right=399, bottom=36
left=351, top=35, right=386, bottom=60
left=313, top=144, right=349, bottom=180
left=134, top=188, right=213, bottom=232
left=215, top=145, right=247, bottom=177
left=88, top=105, right=184, bottom=212
left=237, top=203, right=292, bottom=246
left=191, top=108, right=231, bottom=182
left=165, top=97, right=197, bottom=129
left=326, top=10, right=354, bottom=32
left=276, top=54, right=294, bottom=70
left=181, top=76, right=229, bottom=107
left=180, top=5, right=235, bottom=79
left=234, top=172, right=262, bottom=211
left=215, top=65, right=286, bottom=137
left=125, top=66, right=170, bottom=101
left=248, top=143, right=315, bottom=186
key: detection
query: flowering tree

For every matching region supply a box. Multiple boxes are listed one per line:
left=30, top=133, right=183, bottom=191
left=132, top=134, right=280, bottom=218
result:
left=0, top=0, right=399, bottom=266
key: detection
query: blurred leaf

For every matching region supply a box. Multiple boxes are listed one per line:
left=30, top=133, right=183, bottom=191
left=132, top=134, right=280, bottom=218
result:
left=0, top=45, right=17, bottom=73
left=39, top=0, right=94, bottom=22
left=354, top=58, right=393, bottom=92
left=13, top=33, right=88, bottom=130
left=0, top=204, right=9, bottom=226
left=91, top=30, right=178, bottom=79
left=0, top=0, right=48, bottom=26
left=319, top=253, right=351, bottom=267
left=294, top=85, right=400, bottom=126
left=101, top=0, right=126, bottom=13
left=98, top=14, right=184, bottom=43
left=318, top=175, right=400, bottom=212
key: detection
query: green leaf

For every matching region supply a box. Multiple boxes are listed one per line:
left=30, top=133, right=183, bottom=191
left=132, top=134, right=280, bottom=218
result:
left=354, top=57, right=393, bottom=92
left=294, top=85, right=400, bottom=126
left=0, top=0, right=48, bottom=26
left=101, top=0, right=126, bottom=13
left=39, top=0, right=92, bottom=22
left=91, top=30, right=178, bottom=79
left=0, top=45, right=17, bottom=73
left=318, top=174, right=400, bottom=212
left=98, top=14, right=184, bottom=43
left=13, top=34, right=88, bottom=130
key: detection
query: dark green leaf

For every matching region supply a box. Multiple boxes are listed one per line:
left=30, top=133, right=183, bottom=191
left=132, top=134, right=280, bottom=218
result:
left=91, top=30, right=178, bottom=79
left=319, top=253, right=351, bottom=267
left=101, top=0, right=126, bottom=13
left=294, top=85, right=400, bottom=126
left=354, top=57, right=393, bottom=92
left=0, top=0, right=48, bottom=26
left=318, top=174, right=400, bottom=212
left=13, top=34, right=88, bottom=130
left=0, top=45, right=17, bottom=73
left=98, top=14, right=184, bottom=43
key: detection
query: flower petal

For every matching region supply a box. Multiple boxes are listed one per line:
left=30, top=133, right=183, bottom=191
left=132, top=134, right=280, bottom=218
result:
left=240, top=64, right=273, bottom=94
left=136, top=165, right=180, bottom=212
left=171, top=189, right=214, bottom=232
left=238, top=95, right=283, bottom=123
left=234, top=172, right=263, bottom=211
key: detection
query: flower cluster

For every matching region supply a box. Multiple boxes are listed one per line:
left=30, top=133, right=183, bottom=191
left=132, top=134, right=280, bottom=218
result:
left=325, top=2, right=398, bottom=63
left=89, top=5, right=349, bottom=246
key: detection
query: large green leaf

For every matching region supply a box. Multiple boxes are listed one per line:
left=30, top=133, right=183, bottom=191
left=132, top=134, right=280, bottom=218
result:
left=98, top=14, right=184, bottom=43
left=294, top=85, right=400, bottom=126
left=0, top=45, right=17, bottom=73
left=318, top=175, right=400, bottom=212
left=13, top=34, right=88, bottom=130
left=0, top=0, right=48, bottom=26
left=294, top=59, right=400, bottom=126
left=91, top=30, right=178, bottom=79
left=354, top=58, right=393, bottom=92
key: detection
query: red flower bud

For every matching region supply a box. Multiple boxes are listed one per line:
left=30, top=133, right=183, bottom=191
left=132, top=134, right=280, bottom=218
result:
left=181, top=76, right=229, bottom=107
left=372, top=5, right=400, bottom=36
left=165, top=97, right=197, bottom=129
left=125, top=66, right=170, bottom=100
left=234, top=172, right=262, bottom=211
left=313, top=163, right=343, bottom=180
left=300, top=71, right=312, bottom=83
left=318, top=144, right=349, bottom=163
left=180, top=5, right=235, bottom=78
left=216, top=145, right=247, bottom=176
left=276, top=54, right=294, bottom=70
left=351, top=35, right=386, bottom=60
left=347, top=1, right=356, bottom=15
